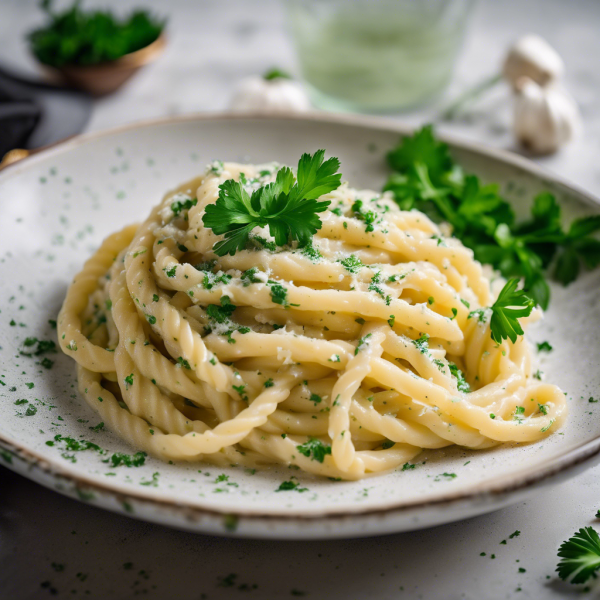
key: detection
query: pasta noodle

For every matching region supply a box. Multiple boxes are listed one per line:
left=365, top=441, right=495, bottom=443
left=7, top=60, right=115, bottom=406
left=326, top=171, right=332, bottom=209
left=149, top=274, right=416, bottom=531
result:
left=57, top=161, right=567, bottom=480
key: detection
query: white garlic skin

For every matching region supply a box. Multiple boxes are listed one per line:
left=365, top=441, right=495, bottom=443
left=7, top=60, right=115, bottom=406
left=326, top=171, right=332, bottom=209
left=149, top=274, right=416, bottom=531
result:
left=513, top=77, right=581, bottom=155
left=503, top=34, right=564, bottom=89
left=230, top=77, right=311, bottom=112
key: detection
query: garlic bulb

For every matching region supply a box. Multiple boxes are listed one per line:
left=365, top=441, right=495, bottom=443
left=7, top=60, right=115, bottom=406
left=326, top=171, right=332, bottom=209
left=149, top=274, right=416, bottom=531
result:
left=513, top=77, right=581, bottom=154
left=230, top=70, right=311, bottom=112
left=503, top=34, right=564, bottom=89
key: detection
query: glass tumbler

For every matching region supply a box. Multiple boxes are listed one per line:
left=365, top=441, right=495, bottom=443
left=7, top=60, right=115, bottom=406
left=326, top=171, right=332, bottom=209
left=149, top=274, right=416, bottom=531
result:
left=287, top=0, right=476, bottom=113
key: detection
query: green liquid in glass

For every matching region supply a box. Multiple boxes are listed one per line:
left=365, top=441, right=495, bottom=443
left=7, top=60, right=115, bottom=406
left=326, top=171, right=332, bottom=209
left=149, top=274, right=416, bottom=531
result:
left=289, top=0, right=474, bottom=112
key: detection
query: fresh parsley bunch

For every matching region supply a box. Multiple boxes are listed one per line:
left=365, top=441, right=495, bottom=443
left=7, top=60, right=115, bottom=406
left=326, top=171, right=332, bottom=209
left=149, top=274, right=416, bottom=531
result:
left=203, top=150, right=341, bottom=256
left=29, top=0, right=165, bottom=68
left=384, top=126, right=600, bottom=309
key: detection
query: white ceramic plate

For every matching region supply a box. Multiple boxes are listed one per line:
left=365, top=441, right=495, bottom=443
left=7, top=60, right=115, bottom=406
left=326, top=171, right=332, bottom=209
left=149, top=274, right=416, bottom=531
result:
left=1, top=113, right=599, bottom=540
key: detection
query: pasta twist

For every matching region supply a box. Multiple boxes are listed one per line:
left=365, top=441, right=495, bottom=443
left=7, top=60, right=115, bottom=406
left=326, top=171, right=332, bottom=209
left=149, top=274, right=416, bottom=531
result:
left=57, top=161, right=567, bottom=480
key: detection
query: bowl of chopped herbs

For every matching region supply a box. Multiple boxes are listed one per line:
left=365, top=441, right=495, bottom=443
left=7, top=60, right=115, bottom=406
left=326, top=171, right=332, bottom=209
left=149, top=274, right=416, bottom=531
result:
left=28, top=0, right=166, bottom=96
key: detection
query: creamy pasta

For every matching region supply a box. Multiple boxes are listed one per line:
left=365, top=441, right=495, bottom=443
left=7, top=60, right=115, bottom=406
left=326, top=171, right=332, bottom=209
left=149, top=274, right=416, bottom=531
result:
left=57, top=160, right=567, bottom=480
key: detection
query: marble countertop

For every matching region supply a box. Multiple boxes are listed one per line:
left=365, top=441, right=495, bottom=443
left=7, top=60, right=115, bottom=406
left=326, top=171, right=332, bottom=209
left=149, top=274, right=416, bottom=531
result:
left=1, top=0, right=600, bottom=598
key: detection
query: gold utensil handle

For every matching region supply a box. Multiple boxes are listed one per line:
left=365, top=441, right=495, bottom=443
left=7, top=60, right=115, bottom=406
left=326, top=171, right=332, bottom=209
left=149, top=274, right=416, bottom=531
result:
left=0, top=149, right=30, bottom=170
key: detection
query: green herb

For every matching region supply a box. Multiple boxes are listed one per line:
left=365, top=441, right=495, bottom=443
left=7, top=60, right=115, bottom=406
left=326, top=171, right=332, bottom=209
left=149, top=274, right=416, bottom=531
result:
left=124, top=373, right=134, bottom=389
left=20, top=338, right=57, bottom=357
left=206, top=296, right=237, bottom=324
left=28, top=0, right=165, bottom=68
left=413, top=333, right=430, bottom=354
left=176, top=357, right=191, bottom=370
left=241, top=267, right=262, bottom=285
left=355, top=333, right=372, bottom=355
left=309, top=393, right=322, bottom=405
left=296, top=438, right=332, bottom=463
left=557, top=527, right=600, bottom=584
left=384, top=126, right=600, bottom=309
left=490, top=279, right=535, bottom=344
left=536, top=341, right=553, bottom=352
left=268, top=282, right=289, bottom=307
left=276, top=477, right=308, bottom=492
left=339, top=254, right=363, bottom=274
left=301, top=240, right=322, bottom=262
left=263, top=67, right=292, bottom=81
left=264, top=378, right=274, bottom=388
left=171, top=197, right=197, bottom=217
left=202, top=150, right=341, bottom=256
left=448, top=362, right=471, bottom=393
left=351, top=199, right=377, bottom=232
left=109, top=451, right=147, bottom=467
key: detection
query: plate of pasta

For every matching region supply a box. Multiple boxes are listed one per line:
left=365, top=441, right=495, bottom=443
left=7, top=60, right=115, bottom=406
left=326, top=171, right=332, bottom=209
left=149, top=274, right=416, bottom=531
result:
left=1, top=113, right=599, bottom=539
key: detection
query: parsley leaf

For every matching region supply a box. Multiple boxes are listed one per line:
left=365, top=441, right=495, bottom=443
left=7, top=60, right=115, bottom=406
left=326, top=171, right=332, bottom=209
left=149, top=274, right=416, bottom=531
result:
left=490, top=279, right=535, bottom=344
left=296, top=438, right=331, bottom=463
left=557, top=527, right=600, bottom=584
left=203, top=150, right=341, bottom=256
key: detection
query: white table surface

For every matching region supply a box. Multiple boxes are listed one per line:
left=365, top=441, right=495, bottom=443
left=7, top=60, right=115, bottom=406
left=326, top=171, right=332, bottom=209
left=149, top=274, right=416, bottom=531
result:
left=1, top=0, right=600, bottom=598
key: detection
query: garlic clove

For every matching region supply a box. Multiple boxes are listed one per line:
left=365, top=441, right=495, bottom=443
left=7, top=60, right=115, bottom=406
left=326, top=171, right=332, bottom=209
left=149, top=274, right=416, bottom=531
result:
left=229, top=76, right=311, bottom=112
left=503, top=34, right=564, bottom=89
left=513, top=77, right=581, bottom=155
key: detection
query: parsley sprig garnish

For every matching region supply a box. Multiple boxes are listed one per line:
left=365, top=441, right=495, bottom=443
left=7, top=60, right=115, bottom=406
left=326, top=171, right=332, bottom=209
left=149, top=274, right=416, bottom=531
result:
left=203, top=150, right=341, bottom=256
left=384, top=126, right=600, bottom=309
left=557, top=527, right=600, bottom=584
left=489, top=279, right=535, bottom=344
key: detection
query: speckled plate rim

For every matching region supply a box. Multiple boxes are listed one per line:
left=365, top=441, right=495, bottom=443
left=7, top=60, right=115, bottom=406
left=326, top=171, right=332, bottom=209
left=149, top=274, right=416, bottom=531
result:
left=1, top=111, right=600, bottom=539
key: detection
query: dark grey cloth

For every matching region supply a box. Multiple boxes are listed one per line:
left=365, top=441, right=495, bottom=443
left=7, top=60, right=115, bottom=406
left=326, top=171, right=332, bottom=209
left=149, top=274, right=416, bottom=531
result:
left=0, top=65, right=92, bottom=155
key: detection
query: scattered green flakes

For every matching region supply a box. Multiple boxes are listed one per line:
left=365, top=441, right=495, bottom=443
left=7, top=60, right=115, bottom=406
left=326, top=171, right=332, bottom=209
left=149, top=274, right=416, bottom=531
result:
left=355, top=333, right=372, bottom=355
left=124, top=373, right=134, bottom=389
left=20, top=338, right=57, bottom=357
left=276, top=477, right=308, bottom=492
left=176, top=356, right=191, bottom=370
left=109, top=451, right=147, bottom=468
left=339, top=254, right=363, bottom=274
left=296, top=438, right=331, bottom=463
left=434, top=472, right=457, bottom=482
left=49, top=434, right=104, bottom=463
left=171, top=197, right=197, bottom=217
left=268, top=281, right=289, bottom=307
left=89, top=422, right=105, bottom=433
left=536, top=341, right=553, bottom=352
left=140, top=472, right=159, bottom=487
